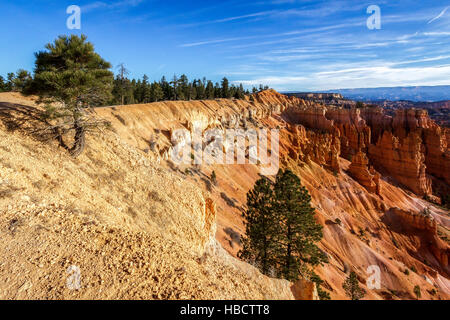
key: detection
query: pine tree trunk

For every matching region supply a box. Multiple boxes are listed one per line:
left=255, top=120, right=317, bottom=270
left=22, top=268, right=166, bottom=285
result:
left=286, top=225, right=291, bottom=280
left=69, top=121, right=86, bottom=158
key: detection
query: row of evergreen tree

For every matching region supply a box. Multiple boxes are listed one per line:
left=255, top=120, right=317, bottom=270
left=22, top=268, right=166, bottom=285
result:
left=0, top=70, right=33, bottom=93
left=0, top=68, right=270, bottom=106
left=112, top=72, right=269, bottom=105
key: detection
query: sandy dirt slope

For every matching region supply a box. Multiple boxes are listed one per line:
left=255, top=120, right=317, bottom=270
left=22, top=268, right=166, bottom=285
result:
left=0, top=98, right=294, bottom=300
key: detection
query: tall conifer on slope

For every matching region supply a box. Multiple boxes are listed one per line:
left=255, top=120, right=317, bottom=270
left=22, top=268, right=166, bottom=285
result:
left=343, top=271, right=365, bottom=300
left=239, top=170, right=327, bottom=281
left=273, top=169, right=328, bottom=281
left=238, top=177, right=280, bottom=276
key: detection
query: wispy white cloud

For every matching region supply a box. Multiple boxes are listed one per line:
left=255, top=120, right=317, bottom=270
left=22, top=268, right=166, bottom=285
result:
left=180, top=20, right=364, bottom=48
left=394, top=55, right=450, bottom=66
left=234, top=64, right=450, bottom=91
left=82, top=0, right=145, bottom=12
left=428, top=6, right=449, bottom=24
left=212, top=11, right=276, bottom=23
left=180, top=36, right=257, bottom=48
left=179, top=10, right=277, bottom=27
left=423, top=31, right=450, bottom=36
left=179, top=1, right=367, bottom=28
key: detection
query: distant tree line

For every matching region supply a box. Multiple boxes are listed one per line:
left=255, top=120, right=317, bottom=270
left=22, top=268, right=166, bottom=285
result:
left=0, top=70, right=33, bottom=93
left=109, top=70, right=270, bottom=105
left=0, top=66, right=270, bottom=105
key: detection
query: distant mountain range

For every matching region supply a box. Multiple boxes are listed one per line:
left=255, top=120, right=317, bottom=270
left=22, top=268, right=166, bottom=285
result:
left=319, top=85, right=450, bottom=102
left=283, top=85, right=450, bottom=102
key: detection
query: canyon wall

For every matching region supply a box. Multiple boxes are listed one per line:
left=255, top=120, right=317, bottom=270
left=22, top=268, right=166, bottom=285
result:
left=280, top=124, right=340, bottom=172
left=282, top=104, right=448, bottom=197
left=97, top=90, right=448, bottom=199
left=361, top=108, right=449, bottom=187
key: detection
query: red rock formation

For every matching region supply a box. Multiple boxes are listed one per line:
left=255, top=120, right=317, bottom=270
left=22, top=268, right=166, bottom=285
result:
left=281, top=124, right=340, bottom=172
left=361, top=108, right=449, bottom=188
left=422, top=124, right=450, bottom=186
left=325, top=108, right=371, bottom=158
left=388, top=208, right=449, bottom=269
left=359, top=107, right=393, bottom=144
left=323, top=107, right=447, bottom=197
left=290, top=279, right=318, bottom=300
left=282, top=103, right=448, bottom=197
left=368, top=131, right=432, bottom=196
left=348, top=150, right=381, bottom=195
left=251, top=89, right=305, bottom=110
left=283, top=106, right=336, bottom=133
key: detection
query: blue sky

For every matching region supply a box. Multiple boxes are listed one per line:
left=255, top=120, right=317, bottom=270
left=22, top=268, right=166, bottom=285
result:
left=0, top=0, right=449, bottom=91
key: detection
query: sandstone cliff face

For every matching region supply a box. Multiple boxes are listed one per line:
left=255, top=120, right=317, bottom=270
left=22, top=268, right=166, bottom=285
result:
left=290, top=279, right=318, bottom=300
left=280, top=124, right=340, bottom=172
left=325, top=108, right=371, bottom=159
left=368, top=131, right=432, bottom=196
left=348, top=150, right=381, bottom=195
left=388, top=208, right=449, bottom=270
left=281, top=104, right=432, bottom=196
left=422, top=125, right=450, bottom=186
left=391, top=109, right=449, bottom=194
left=284, top=105, right=448, bottom=197
left=282, top=106, right=336, bottom=133
left=361, top=108, right=449, bottom=192
left=92, top=91, right=450, bottom=300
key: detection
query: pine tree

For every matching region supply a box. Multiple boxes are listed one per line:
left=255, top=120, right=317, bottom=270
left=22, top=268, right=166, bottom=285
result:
left=214, top=82, right=221, bottom=98
left=13, top=69, right=32, bottom=93
left=237, top=84, right=245, bottom=99
left=151, top=82, right=164, bottom=102
left=5, top=73, right=15, bottom=91
left=0, top=76, right=5, bottom=92
left=170, top=74, right=179, bottom=100
left=273, top=169, right=327, bottom=281
left=210, top=170, right=217, bottom=186
left=413, top=285, right=421, bottom=300
left=116, top=63, right=130, bottom=105
left=238, top=177, right=280, bottom=276
left=160, top=76, right=171, bottom=100
left=343, top=271, right=365, bottom=300
left=142, top=75, right=151, bottom=103
left=105, top=70, right=251, bottom=104
left=179, top=74, right=189, bottom=100
left=196, top=77, right=206, bottom=100
left=310, top=272, right=331, bottom=300
left=205, top=80, right=215, bottom=99
left=32, top=34, right=113, bottom=157
left=134, top=79, right=142, bottom=103
left=221, top=77, right=230, bottom=98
